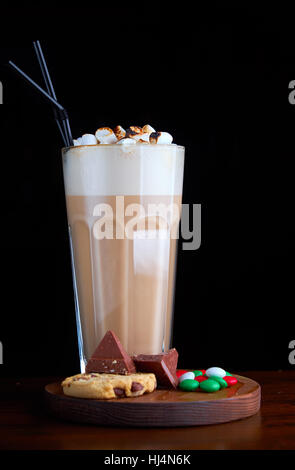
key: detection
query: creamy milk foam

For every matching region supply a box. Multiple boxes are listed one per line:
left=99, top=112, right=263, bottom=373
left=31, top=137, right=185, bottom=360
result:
left=62, top=144, right=184, bottom=365
left=63, top=144, right=184, bottom=196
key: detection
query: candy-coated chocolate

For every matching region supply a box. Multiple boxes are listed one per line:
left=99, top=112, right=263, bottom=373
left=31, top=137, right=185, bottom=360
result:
left=179, top=379, right=199, bottom=391
left=224, top=376, right=238, bottom=386
left=176, top=370, right=188, bottom=377
left=200, top=379, right=221, bottom=393
left=205, top=367, right=226, bottom=378
left=193, top=370, right=203, bottom=377
left=209, top=376, right=228, bottom=388
left=179, top=371, right=195, bottom=383
left=194, top=375, right=208, bottom=383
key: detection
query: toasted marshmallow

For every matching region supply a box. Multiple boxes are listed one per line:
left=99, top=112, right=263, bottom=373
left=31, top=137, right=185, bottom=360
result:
left=116, top=137, right=136, bottom=145
left=81, top=134, right=97, bottom=145
left=113, top=125, right=126, bottom=140
left=149, top=131, right=173, bottom=144
left=126, top=126, right=143, bottom=141
left=130, top=126, right=143, bottom=134
left=74, top=126, right=173, bottom=147
left=138, top=133, right=150, bottom=142
left=95, top=127, right=118, bottom=144
left=142, top=124, right=156, bottom=134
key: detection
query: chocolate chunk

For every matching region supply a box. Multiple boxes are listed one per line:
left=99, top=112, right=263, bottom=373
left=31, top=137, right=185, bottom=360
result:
left=131, top=381, right=144, bottom=392
left=113, top=387, right=125, bottom=397
left=133, top=348, right=179, bottom=389
left=85, top=330, right=136, bottom=375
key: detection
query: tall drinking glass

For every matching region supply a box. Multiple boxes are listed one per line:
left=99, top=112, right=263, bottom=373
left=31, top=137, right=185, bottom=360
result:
left=62, top=143, right=185, bottom=372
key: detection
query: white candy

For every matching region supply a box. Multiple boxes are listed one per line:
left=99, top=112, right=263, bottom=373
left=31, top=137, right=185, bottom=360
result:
left=80, top=134, right=97, bottom=145
left=116, top=138, right=136, bottom=145
left=205, top=367, right=226, bottom=378
left=179, top=371, right=195, bottom=383
left=142, top=124, right=156, bottom=134
left=95, top=127, right=117, bottom=144
left=113, top=125, right=126, bottom=140
left=149, top=131, right=173, bottom=144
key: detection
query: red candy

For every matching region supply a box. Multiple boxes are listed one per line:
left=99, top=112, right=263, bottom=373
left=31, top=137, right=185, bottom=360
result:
left=224, top=376, right=238, bottom=387
left=195, top=375, right=208, bottom=383
left=176, top=370, right=188, bottom=377
left=200, top=370, right=206, bottom=375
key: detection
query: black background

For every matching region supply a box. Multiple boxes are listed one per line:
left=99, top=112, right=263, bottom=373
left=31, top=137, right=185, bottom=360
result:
left=0, top=5, right=294, bottom=378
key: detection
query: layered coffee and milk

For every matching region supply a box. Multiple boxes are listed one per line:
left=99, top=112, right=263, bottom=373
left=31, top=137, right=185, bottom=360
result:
left=62, top=125, right=184, bottom=369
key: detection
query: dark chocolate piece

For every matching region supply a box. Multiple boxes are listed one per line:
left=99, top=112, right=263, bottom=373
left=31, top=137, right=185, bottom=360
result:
left=131, top=381, right=144, bottom=392
left=113, top=387, right=125, bottom=397
left=133, top=348, right=179, bottom=389
left=85, top=330, right=136, bottom=375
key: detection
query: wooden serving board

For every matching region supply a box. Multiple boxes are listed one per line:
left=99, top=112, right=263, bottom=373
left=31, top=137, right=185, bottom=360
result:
left=45, top=374, right=261, bottom=427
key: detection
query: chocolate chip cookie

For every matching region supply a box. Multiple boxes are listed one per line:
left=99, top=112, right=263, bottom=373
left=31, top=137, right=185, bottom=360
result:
left=62, top=372, right=156, bottom=399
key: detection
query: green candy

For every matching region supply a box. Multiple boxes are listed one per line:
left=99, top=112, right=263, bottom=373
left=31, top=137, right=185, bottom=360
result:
left=193, top=370, right=203, bottom=377
left=179, top=379, right=199, bottom=391
left=209, top=376, right=228, bottom=389
left=200, top=379, right=221, bottom=393
left=225, top=372, right=233, bottom=376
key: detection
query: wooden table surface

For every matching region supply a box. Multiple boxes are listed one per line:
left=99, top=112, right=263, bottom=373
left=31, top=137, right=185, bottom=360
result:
left=0, top=371, right=294, bottom=450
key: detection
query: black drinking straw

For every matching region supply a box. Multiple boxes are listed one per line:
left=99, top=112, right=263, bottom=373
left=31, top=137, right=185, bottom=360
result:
left=33, top=40, right=68, bottom=147
left=8, top=60, right=73, bottom=147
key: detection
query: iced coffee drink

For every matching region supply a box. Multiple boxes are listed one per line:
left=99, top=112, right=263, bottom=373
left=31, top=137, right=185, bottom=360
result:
left=62, top=125, right=184, bottom=371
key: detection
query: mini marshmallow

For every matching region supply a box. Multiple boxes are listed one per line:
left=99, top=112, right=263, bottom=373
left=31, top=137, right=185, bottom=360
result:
left=138, top=133, right=150, bottom=142
left=81, top=134, right=97, bottom=145
left=129, top=126, right=143, bottom=134
left=142, top=124, right=156, bottom=134
left=126, top=126, right=143, bottom=141
left=73, top=138, right=82, bottom=146
left=149, top=131, right=173, bottom=144
left=116, top=137, right=136, bottom=145
left=136, top=138, right=149, bottom=144
left=95, top=127, right=118, bottom=144
left=113, top=125, right=126, bottom=140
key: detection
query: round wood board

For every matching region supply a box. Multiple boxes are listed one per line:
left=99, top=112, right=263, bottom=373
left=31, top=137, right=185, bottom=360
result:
left=45, top=374, right=260, bottom=427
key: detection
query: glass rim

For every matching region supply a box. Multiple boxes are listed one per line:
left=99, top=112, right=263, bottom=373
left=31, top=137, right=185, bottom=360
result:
left=62, top=143, right=185, bottom=153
